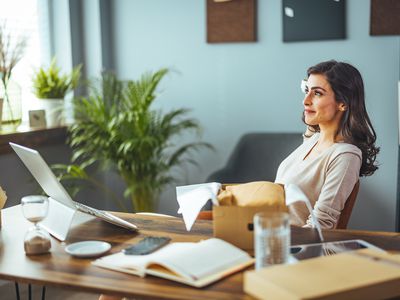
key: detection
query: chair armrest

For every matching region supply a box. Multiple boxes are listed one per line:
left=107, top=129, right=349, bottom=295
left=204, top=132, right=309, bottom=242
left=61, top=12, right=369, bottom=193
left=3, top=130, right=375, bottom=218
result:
left=197, top=210, right=213, bottom=220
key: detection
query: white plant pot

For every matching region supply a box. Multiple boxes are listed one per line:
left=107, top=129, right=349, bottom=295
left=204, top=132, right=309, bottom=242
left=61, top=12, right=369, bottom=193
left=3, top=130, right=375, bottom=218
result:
left=39, top=98, right=64, bottom=127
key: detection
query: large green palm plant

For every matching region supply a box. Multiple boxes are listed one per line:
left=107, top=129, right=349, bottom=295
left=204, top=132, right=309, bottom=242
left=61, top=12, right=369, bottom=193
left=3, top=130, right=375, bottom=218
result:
left=69, top=69, right=211, bottom=212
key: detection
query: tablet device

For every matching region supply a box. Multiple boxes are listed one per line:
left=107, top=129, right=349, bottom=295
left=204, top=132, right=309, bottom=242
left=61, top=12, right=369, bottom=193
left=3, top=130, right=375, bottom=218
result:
left=290, top=239, right=384, bottom=261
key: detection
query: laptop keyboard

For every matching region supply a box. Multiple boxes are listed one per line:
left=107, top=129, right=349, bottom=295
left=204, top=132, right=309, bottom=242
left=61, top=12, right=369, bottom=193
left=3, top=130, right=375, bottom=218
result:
left=73, top=201, right=138, bottom=231
left=74, top=202, right=111, bottom=219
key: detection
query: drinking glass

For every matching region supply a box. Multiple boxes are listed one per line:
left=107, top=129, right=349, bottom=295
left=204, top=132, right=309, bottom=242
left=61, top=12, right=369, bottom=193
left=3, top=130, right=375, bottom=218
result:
left=21, top=195, right=51, bottom=255
left=254, top=211, right=290, bottom=269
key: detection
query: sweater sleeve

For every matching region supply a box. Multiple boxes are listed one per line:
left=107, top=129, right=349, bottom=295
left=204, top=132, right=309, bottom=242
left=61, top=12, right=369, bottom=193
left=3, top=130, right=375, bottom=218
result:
left=304, top=151, right=361, bottom=229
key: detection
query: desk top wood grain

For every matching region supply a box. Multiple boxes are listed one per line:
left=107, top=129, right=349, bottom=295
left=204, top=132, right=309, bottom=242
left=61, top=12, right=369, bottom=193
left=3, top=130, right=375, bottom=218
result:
left=1, top=205, right=400, bottom=299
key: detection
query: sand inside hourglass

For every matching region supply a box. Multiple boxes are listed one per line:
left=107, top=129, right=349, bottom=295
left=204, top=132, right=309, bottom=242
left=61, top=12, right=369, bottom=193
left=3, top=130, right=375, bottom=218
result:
left=26, top=216, right=44, bottom=223
left=24, top=235, right=51, bottom=254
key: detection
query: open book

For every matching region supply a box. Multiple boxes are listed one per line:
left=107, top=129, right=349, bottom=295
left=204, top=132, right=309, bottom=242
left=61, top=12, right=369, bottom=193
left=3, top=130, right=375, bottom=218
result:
left=93, top=238, right=254, bottom=287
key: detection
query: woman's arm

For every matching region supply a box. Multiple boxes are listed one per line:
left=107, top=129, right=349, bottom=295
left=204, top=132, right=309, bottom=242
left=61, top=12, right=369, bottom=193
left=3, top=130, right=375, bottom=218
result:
left=303, top=152, right=361, bottom=229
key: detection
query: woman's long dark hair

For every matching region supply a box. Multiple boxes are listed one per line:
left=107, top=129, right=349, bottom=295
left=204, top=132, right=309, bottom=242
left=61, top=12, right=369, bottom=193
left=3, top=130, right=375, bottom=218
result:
left=304, top=60, right=379, bottom=176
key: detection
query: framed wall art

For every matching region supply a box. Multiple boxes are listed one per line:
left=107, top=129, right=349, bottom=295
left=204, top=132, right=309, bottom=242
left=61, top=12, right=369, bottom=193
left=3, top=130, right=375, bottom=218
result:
left=282, top=0, right=346, bottom=42
left=370, top=0, right=400, bottom=36
left=29, top=109, right=46, bottom=128
left=207, top=0, right=257, bottom=43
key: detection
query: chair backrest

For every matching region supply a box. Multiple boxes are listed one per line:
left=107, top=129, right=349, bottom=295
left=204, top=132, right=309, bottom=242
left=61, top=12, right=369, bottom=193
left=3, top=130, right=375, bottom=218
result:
left=336, top=181, right=360, bottom=229
left=207, top=133, right=303, bottom=183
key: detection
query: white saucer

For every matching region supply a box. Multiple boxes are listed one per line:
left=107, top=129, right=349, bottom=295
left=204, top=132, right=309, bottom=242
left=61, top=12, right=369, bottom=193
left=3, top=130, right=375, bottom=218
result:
left=65, top=241, right=111, bottom=258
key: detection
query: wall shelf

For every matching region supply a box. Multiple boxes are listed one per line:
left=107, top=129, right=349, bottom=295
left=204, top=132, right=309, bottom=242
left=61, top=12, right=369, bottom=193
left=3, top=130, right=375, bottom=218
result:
left=0, top=126, right=68, bottom=155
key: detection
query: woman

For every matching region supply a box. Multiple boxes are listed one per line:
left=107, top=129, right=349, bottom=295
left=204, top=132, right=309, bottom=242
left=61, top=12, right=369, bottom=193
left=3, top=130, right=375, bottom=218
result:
left=275, top=60, right=379, bottom=229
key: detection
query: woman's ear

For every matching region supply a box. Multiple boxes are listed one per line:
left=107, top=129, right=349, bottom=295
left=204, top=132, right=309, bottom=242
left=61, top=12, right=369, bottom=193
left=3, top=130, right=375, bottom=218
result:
left=338, top=103, right=347, bottom=112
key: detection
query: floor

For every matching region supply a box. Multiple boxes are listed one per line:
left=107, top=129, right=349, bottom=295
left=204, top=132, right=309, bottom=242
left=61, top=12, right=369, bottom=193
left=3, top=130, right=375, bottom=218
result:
left=0, top=282, right=99, bottom=300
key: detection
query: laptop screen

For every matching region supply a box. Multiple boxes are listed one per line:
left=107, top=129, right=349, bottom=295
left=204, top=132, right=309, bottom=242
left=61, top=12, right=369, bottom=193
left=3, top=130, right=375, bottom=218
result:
left=10, top=142, right=76, bottom=210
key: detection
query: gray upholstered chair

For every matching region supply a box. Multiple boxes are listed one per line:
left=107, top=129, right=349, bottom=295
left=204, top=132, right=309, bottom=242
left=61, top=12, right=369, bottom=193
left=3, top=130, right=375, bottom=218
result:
left=207, top=132, right=303, bottom=183
left=201, top=132, right=302, bottom=211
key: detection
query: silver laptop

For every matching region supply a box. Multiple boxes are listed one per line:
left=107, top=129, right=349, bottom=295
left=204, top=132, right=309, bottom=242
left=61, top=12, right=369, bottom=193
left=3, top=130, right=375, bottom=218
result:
left=10, top=142, right=138, bottom=236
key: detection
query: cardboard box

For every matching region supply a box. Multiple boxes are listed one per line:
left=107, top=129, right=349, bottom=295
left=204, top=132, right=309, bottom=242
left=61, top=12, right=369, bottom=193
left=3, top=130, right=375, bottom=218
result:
left=212, top=183, right=287, bottom=251
left=213, top=205, right=285, bottom=251
left=244, top=249, right=400, bottom=300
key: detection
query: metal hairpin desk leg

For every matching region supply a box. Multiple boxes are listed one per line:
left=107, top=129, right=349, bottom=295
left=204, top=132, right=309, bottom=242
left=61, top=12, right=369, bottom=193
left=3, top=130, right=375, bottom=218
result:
left=41, top=286, right=46, bottom=300
left=14, top=282, right=46, bottom=300
left=15, top=282, right=20, bottom=300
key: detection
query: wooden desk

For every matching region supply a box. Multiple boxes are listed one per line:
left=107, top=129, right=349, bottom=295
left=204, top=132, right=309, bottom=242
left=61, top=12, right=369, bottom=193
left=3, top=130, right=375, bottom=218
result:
left=1, top=205, right=400, bottom=300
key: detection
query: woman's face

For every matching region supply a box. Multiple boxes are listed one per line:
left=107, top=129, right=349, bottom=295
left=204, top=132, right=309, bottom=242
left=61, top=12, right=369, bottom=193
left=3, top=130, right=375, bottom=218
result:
left=303, top=74, right=345, bottom=129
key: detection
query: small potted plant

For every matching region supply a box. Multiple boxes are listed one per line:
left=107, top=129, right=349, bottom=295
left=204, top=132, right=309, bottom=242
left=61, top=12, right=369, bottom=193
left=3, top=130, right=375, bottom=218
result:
left=32, top=59, right=81, bottom=127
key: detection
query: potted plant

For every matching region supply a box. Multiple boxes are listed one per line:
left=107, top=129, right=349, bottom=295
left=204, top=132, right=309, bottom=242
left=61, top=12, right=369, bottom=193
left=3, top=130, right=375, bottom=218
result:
left=68, top=69, right=212, bottom=212
left=0, top=23, right=27, bottom=130
left=32, top=59, right=81, bottom=127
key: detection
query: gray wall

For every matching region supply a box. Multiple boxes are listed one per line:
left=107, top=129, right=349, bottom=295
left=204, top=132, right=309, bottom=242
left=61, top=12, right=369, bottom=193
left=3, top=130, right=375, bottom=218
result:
left=3, top=1, right=399, bottom=232
left=108, top=0, right=399, bottom=231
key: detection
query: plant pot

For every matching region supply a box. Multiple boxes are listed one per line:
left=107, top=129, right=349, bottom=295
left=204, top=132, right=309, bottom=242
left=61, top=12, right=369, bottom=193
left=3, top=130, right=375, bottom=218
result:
left=127, top=183, right=158, bottom=213
left=39, top=98, right=64, bottom=127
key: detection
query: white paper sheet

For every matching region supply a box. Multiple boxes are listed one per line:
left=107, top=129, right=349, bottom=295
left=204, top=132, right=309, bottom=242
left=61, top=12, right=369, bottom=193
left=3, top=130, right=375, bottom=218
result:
left=176, top=182, right=221, bottom=231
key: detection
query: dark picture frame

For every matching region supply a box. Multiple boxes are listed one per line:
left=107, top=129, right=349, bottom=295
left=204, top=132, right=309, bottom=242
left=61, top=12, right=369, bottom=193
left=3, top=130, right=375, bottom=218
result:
left=282, top=0, right=346, bottom=42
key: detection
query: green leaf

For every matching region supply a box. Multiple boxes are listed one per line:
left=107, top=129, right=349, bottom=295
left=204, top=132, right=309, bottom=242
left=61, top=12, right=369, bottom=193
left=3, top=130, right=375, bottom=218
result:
left=67, top=68, right=213, bottom=212
left=32, top=58, right=82, bottom=98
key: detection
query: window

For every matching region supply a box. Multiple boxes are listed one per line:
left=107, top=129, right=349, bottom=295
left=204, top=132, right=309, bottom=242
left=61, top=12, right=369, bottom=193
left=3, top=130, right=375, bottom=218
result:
left=0, top=0, right=50, bottom=124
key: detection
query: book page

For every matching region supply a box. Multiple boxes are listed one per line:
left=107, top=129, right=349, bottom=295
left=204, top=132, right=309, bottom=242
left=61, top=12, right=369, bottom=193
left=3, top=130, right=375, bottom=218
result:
left=147, top=238, right=252, bottom=280
left=94, top=242, right=196, bottom=278
left=93, top=251, right=153, bottom=277
left=93, top=238, right=252, bottom=282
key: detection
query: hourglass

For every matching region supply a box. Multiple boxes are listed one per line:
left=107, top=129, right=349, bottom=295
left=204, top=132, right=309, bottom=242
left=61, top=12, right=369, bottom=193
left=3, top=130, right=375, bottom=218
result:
left=21, top=195, right=51, bottom=255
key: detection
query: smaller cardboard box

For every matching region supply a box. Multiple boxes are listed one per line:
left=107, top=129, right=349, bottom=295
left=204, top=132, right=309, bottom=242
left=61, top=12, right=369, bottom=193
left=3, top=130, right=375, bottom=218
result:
left=212, top=182, right=287, bottom=251
left=244, top=249, right=400, bottom=300
left=213, top=205, right=284, bottom=251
